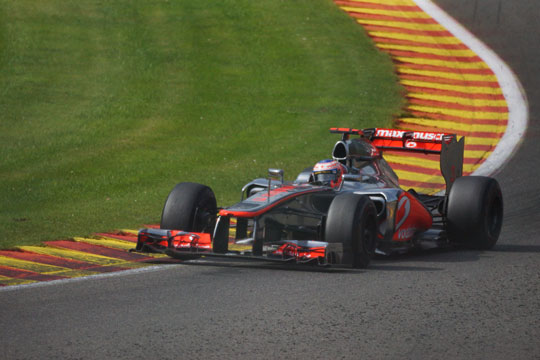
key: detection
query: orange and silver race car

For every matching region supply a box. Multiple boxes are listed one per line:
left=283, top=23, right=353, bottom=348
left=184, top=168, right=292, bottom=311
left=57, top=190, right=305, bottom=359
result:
left=134, top=127, right=503, bottom=268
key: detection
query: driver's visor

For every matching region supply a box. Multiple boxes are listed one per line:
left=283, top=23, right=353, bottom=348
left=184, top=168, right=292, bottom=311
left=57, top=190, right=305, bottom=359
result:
left=313, top=170, right=337, bottom=183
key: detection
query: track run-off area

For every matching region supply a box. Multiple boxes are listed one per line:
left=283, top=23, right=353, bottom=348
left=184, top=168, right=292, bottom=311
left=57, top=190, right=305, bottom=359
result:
left=0, top=0, right=527, bottom=287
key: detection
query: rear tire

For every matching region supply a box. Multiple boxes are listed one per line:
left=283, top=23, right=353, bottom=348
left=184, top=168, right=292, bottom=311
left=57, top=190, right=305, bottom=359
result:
left=446, top=176, right=503, bottom=249
left=160, top=182, right=217, bottom=232
left=325, top=194, right=377, bottom=268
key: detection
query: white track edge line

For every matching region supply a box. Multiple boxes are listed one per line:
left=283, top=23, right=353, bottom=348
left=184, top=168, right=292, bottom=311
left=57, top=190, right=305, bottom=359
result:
left=413, top=0, right=529, bottom=176
left=0, top=264, right=181, bottom=293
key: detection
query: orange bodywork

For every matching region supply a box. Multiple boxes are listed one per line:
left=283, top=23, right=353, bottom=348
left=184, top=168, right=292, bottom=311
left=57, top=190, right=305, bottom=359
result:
left=393, top=191, right=433, bottom=242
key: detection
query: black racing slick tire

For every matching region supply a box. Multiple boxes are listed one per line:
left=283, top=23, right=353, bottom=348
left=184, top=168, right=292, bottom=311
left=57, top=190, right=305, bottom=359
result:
left=446, top=176, right=503, bottom=250
left=160, top=182, right=217, bottom=232
left=325, top=194, right=377, bottom=268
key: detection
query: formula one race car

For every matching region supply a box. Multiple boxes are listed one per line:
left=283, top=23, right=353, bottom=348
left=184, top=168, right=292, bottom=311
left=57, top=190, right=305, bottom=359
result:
left=134, top=127, right=503, bottom=268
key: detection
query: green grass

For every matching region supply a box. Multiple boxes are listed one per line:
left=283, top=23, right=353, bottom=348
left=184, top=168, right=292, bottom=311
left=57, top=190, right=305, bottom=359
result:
left=0, top=0, right=404, bottom=248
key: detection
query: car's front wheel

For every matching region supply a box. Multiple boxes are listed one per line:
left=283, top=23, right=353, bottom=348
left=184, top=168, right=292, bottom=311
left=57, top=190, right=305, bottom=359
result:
left=160, top=182, right=217, bottom=232
left=325, top=194, right=377, bottom=268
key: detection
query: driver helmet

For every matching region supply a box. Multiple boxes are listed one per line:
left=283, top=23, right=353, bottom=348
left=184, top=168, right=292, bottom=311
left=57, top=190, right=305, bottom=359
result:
left=312, top=159, right=347, bottom=188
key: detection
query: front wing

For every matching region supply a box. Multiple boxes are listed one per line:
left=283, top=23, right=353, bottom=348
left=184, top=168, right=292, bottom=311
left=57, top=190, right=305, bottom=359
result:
left=133, top=228, right=343, bottom=266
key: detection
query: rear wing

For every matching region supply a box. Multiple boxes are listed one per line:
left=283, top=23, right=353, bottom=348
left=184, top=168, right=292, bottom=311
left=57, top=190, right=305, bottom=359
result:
left=330, top=127, right=465, bottom=193
left=331, top=127, right=455, bottom=154
left=367, top=128, right=454, bottom=154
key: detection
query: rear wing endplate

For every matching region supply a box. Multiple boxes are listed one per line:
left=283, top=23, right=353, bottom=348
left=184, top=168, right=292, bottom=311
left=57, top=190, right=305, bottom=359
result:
left=440, top=136, right=464, bottom=194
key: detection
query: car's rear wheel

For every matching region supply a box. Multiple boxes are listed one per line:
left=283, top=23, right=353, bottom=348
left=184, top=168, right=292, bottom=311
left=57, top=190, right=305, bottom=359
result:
left=446, top=176, right=503, bottom=249
left=160, top=182, right=217, bottom=232
left=325, top=194, right=377, bottom=268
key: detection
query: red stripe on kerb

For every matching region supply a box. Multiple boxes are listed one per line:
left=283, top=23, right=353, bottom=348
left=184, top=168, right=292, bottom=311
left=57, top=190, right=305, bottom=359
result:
left=463, top=158, right=487, bottom=166
left=0, top=250, right=131, bottom=273
left=0, top=266, right=68, bottom=282
left=0, top=250, right=92, bottom=269
left=397, top=179, right=445, bottom=189
left=400, top=74, right=500, bottom=87
left=407, top=110, right=508, bottom=126
left=44, top=240, right=153, bottom=261
left=390, top=153, right=494, bottom=172
left=385, top=50, right=483, bottom=63
left=366, top=25, right=453, bottom=37
left=385, top=151, right=441, bottom=162
left=404, top=85, right=505, bottom=100
left=466, top=144, right=497, bottom=151
left=400, top=63, right=495, bottom=75
left=396, top=123, right=504, bottom=138
left=408, top=98, right=508, bottom=113
left=372, top=36, right=469, bottom=50
left=335, top=1, right=421, bottom=11
left=386, top=151, right=488, bottom=171
left=390, top=162, right=441, bottom=176
left=347, top=11, right=438, bottom=24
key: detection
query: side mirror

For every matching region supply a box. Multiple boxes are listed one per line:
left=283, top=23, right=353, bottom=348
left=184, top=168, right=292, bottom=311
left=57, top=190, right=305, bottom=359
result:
left=268, top=168, right=284, bottom=182
left=267, top=168, right=284, bottom=201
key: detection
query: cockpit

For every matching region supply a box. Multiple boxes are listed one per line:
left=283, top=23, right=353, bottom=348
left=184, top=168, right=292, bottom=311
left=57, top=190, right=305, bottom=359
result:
left=332, top=137, right=400, bottom=189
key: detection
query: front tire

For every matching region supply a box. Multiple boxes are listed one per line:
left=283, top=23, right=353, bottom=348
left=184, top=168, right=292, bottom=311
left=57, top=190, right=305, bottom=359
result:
left=446, top=176, right=503, bottom=249
left=325, top=194, right=377, bottom=268
left=160, top=182, right=217, bottom=232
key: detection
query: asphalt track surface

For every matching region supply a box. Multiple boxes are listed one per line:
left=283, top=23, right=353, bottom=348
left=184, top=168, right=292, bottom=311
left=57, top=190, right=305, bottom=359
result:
left=1, top=1, right=539, bottom=359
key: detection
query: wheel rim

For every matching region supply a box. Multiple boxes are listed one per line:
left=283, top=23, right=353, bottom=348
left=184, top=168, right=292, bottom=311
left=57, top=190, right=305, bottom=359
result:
left=192, top=190, right=217, bottom=232
left=355, top=215, right=376, bottom=256
left=193, top=205, right=216, bottom=232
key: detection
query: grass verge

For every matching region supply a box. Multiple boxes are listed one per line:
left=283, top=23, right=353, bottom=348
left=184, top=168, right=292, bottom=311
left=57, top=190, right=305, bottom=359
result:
left=0, top=0, right=404, bottom=248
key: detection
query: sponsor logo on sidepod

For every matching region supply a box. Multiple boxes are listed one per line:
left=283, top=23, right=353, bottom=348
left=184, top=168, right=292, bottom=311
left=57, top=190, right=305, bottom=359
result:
left=395, top=195, right=416, bottom=240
